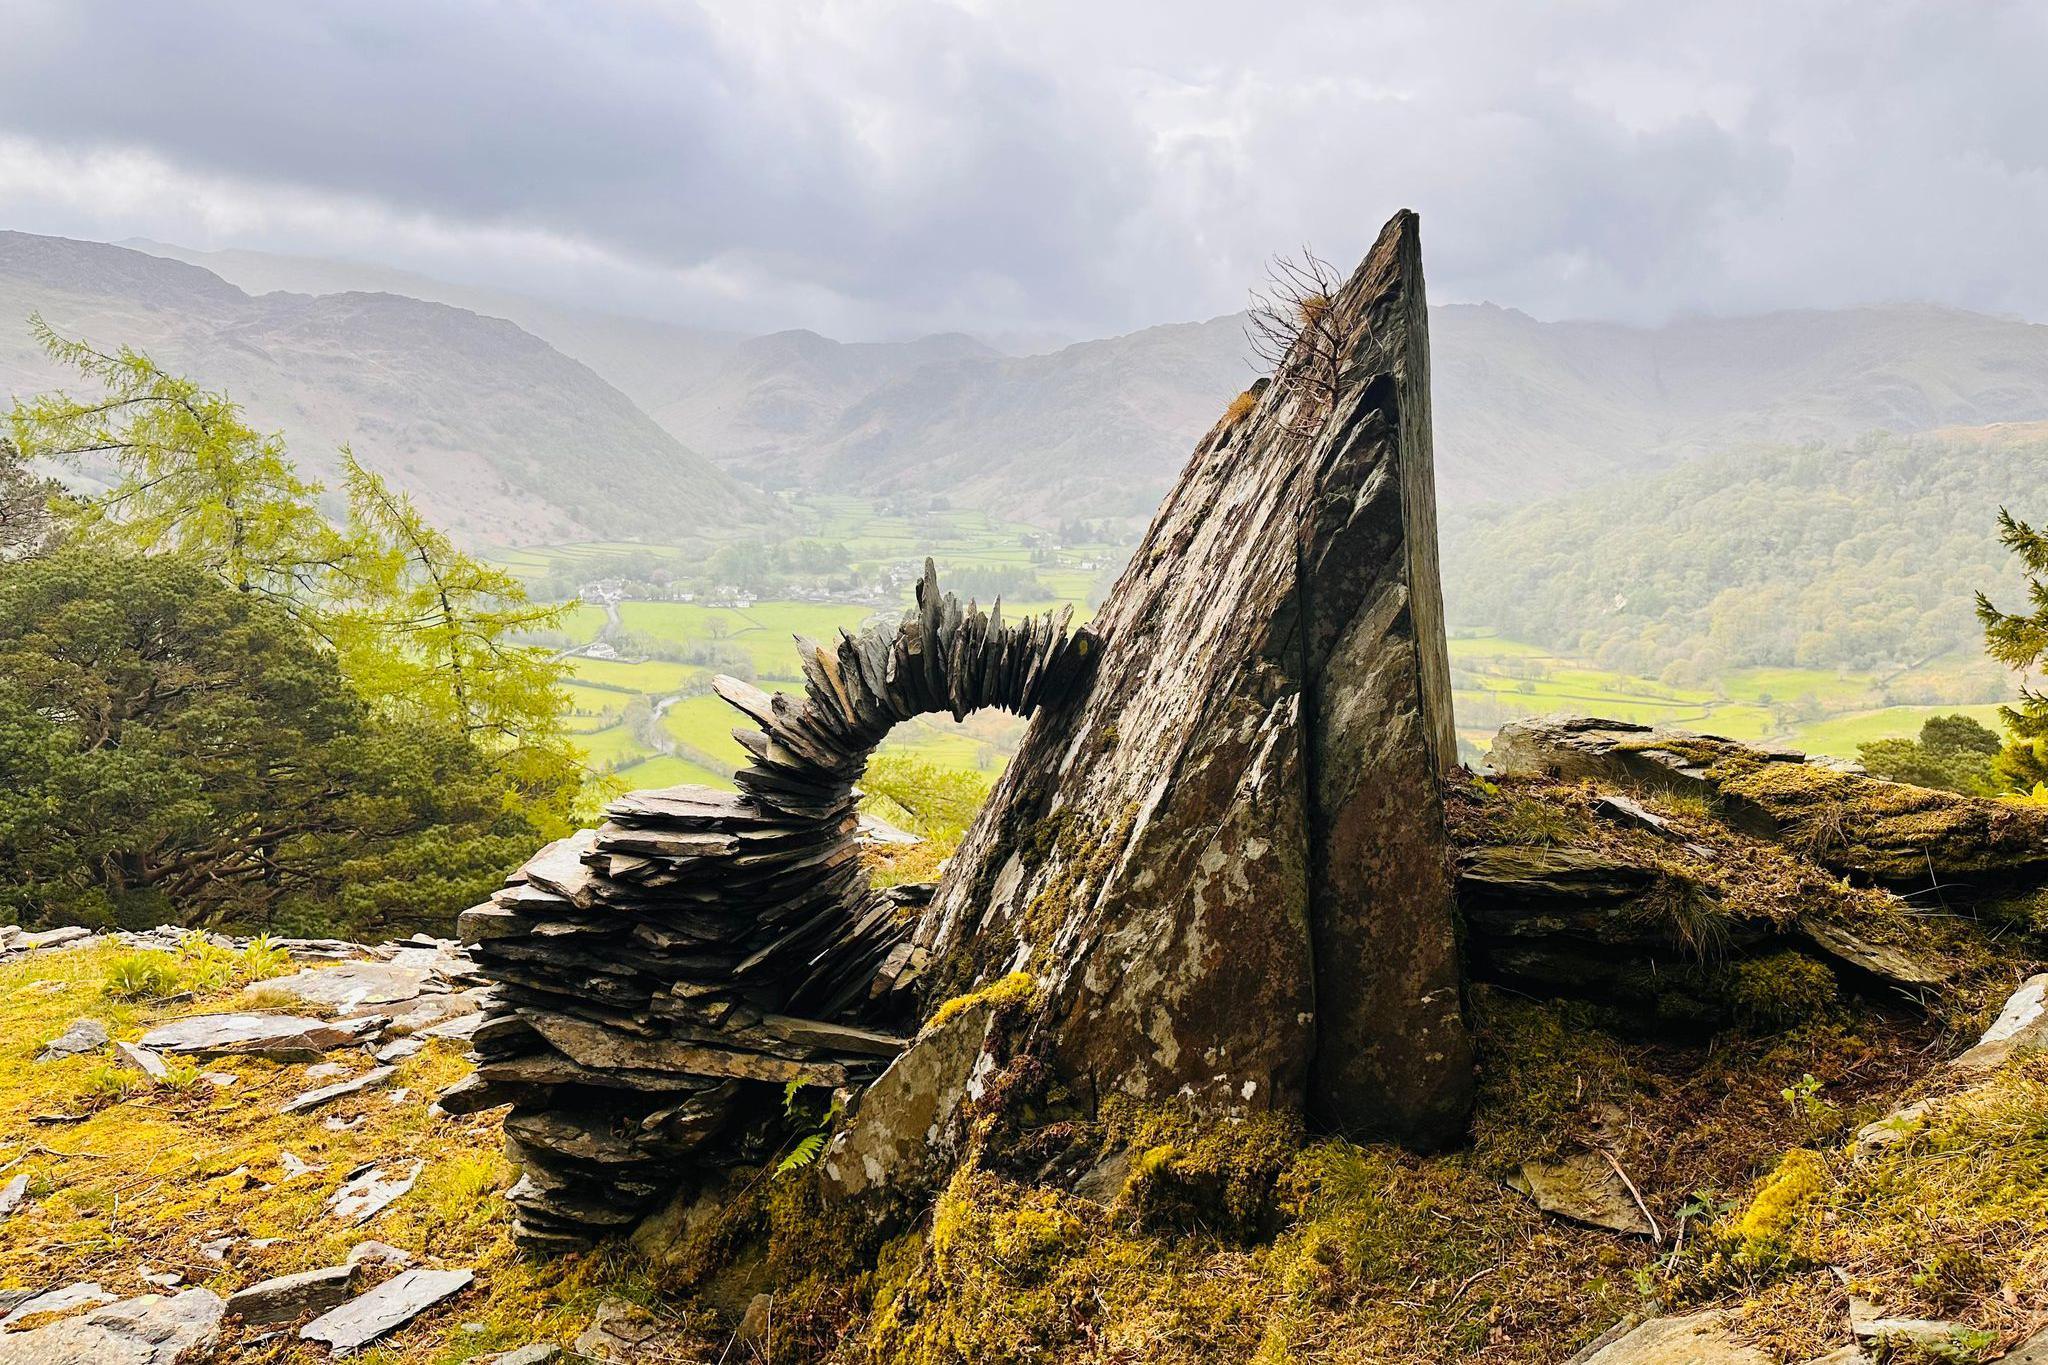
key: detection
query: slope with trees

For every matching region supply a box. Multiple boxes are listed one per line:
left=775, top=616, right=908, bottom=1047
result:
left=1442, top=426, right=2048, bottom=682
left=0, top=327, right=583, bottom=936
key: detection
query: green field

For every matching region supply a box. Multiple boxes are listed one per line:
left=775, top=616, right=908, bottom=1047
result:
left=1783, top=703, right=2012, bottom=759
left=611, top=753, right=736, bottom=791
left=660, top=694, right=748, bottom=771
left=566, top=656, right=707, bottom=694
left=617, top=601, right=884, bottom=682
left=510, top=497, right=1115, bottom=799
left=1449, top=630, right=2016, bottom=765
left=518, top=511, right=2026, bottom=798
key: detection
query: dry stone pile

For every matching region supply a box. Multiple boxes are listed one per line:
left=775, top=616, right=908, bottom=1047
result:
left=458, top=566, right=1099, bottom=1248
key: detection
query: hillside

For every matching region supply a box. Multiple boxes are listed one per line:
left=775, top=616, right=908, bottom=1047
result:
left=116, top=238, right=2048, bottom=528
left=814, top=314, right=1254, bottom=522
left=124, top=241, right=1003, bottom=492
left=0, top=233, right=765, bottom=545
left=1441, top=424, right=2048, bottom=681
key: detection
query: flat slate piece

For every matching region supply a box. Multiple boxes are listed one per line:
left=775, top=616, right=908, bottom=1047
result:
left=0, top=1288, right=223, bottom=1365
left=226, top=1264, right=356, bottom=1326
left=299, top=1268, right=472, bottom=1353
left=281, top=1066, right=397, bottom=1115
left=139, top=1013, right=372, bottom=1055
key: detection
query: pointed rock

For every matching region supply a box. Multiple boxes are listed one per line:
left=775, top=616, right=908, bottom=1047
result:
left=906, top=211, right=1472, bottom=1140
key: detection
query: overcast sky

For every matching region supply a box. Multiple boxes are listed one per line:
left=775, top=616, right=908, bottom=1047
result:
left=1, top=0, right=2042, bottom=341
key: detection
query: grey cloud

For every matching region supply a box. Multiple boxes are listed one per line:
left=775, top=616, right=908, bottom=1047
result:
left=0, top=0, right=2043, bottom=336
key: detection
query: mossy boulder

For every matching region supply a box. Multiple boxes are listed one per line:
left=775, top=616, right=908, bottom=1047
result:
left=1490, top=717, right=2048, bottom=895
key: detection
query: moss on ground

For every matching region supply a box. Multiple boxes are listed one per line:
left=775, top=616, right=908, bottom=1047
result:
left=1680, top=1049, right=2048, bottom=1361
left=0, top=939, right=648, bottom=1363
left=623, top=982, right=1965, bottom=1364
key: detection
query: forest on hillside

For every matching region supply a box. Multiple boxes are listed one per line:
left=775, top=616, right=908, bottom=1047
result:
left=1443, top=428, right=2048, bottom=683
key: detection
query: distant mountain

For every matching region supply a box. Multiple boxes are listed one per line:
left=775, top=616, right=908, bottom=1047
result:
left=814, top=315, right=1255, bottom=522
left=809, top=301, right=2048, bottom=519
left=111, top=238, right=2048, bottom=530
left=5, top=233, right=764, bottom=544
left=1429, top=301, right=2048, bottom=503
left=124, top=241, right=1002, bottom=493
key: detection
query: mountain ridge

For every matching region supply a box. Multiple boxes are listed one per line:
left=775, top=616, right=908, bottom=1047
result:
left=48, top=235, right=2048, bottom=530
left=0, top=232, right=763, bottom=544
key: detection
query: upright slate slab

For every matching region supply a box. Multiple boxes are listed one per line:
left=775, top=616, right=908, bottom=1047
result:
left=902, top=209, right=1472, bottom=1142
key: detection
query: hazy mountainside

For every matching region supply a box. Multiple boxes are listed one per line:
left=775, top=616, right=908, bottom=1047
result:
left=803, top=301, right=2048, bottom=519
left=637, top=327, right=1001, bottom=485
left=1433, top=301, right=2048, bottom=499
left=128, top=240, right=1004, bottom=492
left=125, top=238, right=743, bottom=419
left=114, top=238, right=2048, bottom=529
left=1440, top=423, right=2048, bottom=681
left=1, top=233, right=762, bottom=544
left=814, top=314, right=1255, bottom=522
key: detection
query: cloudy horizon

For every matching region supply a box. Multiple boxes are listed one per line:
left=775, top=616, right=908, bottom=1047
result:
left=3, top=0, right=2044, bottom=343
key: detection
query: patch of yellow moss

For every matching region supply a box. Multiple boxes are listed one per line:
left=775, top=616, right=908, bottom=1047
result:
left=1717, top=1147, right=1829, bottom=1270
left=922, top=971, right=1034, bottom=1036
left=0, top=940, right=648, bottom=1363
left=1694, top=1053, right=2048, bottom=1357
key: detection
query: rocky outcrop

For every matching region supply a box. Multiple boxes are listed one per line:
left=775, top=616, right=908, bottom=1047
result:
left=892, top=209, right=1471, bottom=1143
left=1491, top=716, right=2048, bottom=892
left=1452, top=755, right=1988, bottom=1029
left=460, top=573, right=1096, bottom=1247
left=475, top=210, right=1481, bottom=1250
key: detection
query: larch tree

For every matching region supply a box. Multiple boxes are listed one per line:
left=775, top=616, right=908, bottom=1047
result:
left=3, top=324, right=589, bottom=930
left=7, top=317, right=346, bottom=615
left=334, top=451, right=582, bottom=833
left=1978, top=508, right=2048, bottom=791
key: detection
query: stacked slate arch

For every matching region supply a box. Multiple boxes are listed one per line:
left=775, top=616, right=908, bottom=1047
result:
left=456, top=561, right=1099, bottom=1248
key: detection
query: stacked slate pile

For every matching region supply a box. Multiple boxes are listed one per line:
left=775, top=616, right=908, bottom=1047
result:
left=718, top=558, right=1099, bottom=824
left=459, top=563, right=1099, bottom=1249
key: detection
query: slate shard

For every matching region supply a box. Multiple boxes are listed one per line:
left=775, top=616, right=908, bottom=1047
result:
left=895, top=209, right=1473, bottom=1143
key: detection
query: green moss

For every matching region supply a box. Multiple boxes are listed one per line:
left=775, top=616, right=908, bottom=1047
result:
left=1716, top=1147, right=1829, bottom=1270
left=1470, top=993, right=1636, bottom=1173
left=1689, top=1053, right=2048, bottom=1354
left=1725, top=952, right=1838, bottom=1029
left=923, top=971, right=1034, bottom=1035
left=1104, top=1101, right=1300, bottom=1241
